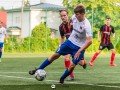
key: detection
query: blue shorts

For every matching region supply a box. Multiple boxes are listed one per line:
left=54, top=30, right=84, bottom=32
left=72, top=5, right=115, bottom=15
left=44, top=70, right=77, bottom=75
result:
left=56, top=40, right=85, bottom=65
left=0, top=43, right=3, bottom=48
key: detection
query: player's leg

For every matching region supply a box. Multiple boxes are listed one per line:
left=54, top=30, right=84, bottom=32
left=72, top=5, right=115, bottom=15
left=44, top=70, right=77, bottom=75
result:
left=29, top=53, right=61, bottom=75
left=89, top=50, right=101, bottom=66
left=110, top=49, right=116, bottom=66
left=89, top=44, right=105, bottom=66
left=0, top=43, right=3, bottom=62
left=59, top=50, right=85, bottom=84
left=64, top=54, right=74, bottom=80
left=78, top=59, right=87, bottom=69
left=60, top=62, right=76, bottom=84
left=29, top=42, right=70, bottom=75
left=0, top=48, right=2, bottom=62
left=108, top=43, right=117, bottom=66
left=78, top=53, right=87, bottom=69
left=89, top=43, right=106, bottom=66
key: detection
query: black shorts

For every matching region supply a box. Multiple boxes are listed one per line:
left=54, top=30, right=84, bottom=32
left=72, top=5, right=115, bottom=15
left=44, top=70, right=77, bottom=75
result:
left=99, top=43, right=114, bottom=50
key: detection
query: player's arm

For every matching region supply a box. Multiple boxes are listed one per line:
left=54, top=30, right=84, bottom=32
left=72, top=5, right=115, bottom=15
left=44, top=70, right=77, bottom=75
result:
left=112, top=26, right=115, bottom=39
left=74, top=22, right=92, bottom=60
left=59, top=26, right=65, bottom=46
left=98, top=26, right=103, bottom=42
left=5, top=34, right=8, bottom=44
left=60, top=36, right=65, bottom=45
left=78, top=36, right=92, bottom=52
left=112, top=33, right=115, bottom=39
left=98, top=31, right=101, bottom=42
left=74, top=36, right=92, bottom=60
left=4, top=29, right=8, bottom=44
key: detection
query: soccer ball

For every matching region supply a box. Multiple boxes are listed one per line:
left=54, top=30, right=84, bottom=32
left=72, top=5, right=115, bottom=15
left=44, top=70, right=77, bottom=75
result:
left=35, top=69, right=46, bottom=81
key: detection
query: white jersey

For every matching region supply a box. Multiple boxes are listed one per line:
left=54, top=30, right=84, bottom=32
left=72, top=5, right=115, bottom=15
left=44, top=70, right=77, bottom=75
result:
left=68, top=15, right=92, bottom=47
left=0, top=27, right=7, bottom=42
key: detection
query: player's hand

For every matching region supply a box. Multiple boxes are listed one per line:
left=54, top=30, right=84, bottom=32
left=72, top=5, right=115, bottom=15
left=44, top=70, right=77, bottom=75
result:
left=74, top=51, right=81, bottom=60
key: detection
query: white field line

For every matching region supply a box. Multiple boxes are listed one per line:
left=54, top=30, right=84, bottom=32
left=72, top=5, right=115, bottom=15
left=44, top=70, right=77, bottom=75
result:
left=0, top=74, right=120, bottom=89
left=0, top=72, right=120, bottom=74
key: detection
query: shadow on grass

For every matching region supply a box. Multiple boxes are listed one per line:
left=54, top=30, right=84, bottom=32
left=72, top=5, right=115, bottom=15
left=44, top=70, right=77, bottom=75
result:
left=0, top=84, right=120, bottom=90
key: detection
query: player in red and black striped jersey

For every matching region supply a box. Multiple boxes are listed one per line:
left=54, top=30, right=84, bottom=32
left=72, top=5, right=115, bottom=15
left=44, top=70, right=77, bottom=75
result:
left=59, top=19, right=73, bottom=39
left=89, top=15, right=116, bottom=66
left=59, top=9, right=87, bottom=80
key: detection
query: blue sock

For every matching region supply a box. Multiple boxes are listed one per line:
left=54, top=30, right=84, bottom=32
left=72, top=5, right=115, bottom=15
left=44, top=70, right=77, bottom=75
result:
left=60, top=69, right=70, bottom=79
left=38, top=58, right=51, bottom=69
left=0, top=52, right=2, bottom=58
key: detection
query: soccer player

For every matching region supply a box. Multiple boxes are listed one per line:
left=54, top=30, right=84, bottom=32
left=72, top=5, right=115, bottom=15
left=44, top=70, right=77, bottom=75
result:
left=59, top=9, right=87, bottom=80
left=89, top=16, right=116, bottom=66
left=29, top=5, right=92, bottom=84
left=0, top=21, right=8, bottom=62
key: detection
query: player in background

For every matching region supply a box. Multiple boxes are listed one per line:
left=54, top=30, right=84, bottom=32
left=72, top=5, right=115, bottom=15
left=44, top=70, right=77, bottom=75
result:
left=0, top=21, right=8, bottom=62
left=59, top=9, right=87, bottom=80
left=29, top=5, right=92, bottom=84
left=89, top=16, right=116, bottom=66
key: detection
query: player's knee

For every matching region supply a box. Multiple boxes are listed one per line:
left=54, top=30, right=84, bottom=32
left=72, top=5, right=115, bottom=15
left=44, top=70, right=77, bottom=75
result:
left=79, top=60, right=84, bottom=66
left=69, top=64, right=76, bottom=70
left=64, top=55, right=70, bottom=60
left=48, top=53, right=60, bottom=62
left=111, top=49, right=116, bottom=54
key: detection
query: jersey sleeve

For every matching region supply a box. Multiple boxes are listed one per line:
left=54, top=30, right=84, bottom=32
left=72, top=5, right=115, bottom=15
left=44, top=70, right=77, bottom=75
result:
left=71, top=14, right=76, bottom=22
left=100, top=25, right=104, bottom=32
left=59, top=26, right=64, bottom=37
left=111, top=26, right=115, bottom=33
left=85, top=22, right=92, bottom=37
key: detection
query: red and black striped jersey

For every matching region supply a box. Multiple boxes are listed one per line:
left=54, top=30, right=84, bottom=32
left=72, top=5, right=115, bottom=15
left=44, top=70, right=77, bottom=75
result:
left=59, top=20, right=73, bottom=39
left=100, top=24, right=115, bottom=45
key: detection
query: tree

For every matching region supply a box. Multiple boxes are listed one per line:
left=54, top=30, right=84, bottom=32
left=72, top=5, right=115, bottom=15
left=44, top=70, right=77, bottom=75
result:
left=0, top=6, right=5, bottom=10
left=24, top=0, right=30, bottom=7
left=63, top=0, right=120, bottom=38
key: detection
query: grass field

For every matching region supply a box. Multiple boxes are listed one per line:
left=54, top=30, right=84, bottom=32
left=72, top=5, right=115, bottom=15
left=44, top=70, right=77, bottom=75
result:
left=0, top=53, right=120, bottom=90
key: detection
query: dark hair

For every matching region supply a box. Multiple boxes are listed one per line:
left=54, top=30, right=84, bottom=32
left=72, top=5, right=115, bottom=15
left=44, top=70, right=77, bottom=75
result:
left=74, top=5, right=85, bottom=14
left=59, top=9, right=68, bottom=14
left=106, top=15, right=111, bottom=19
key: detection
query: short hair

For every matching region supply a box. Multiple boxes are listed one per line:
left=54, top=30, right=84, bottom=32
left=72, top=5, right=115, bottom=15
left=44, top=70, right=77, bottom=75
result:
left=106, top=15, right=111, bottom=19
left=74, top=5, right=85, bottom=14
left=59, top=9, right=68, bottom=14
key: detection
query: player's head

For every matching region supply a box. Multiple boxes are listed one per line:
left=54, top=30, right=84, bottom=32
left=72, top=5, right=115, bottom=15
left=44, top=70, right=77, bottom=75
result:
left=59, top=9, right=69, bottom=23
left=106, top=15, right=111, bottom=26
left=74, top=5, right=85, bottom=22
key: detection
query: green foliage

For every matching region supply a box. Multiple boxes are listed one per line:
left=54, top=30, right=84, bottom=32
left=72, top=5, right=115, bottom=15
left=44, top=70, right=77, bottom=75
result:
left=24, top=0, right=30, bottom=7
left=63, top=0, right=120, bottom=53
left=115, top=38, right=120, bottom=53
left=4, top=23, right=59, bottom=52
left=0, top=6, right=5, bottom=10
left=4, top=1, right=120, bottom=53
left=63, top=0, right=120, bottom=37
left=29, top=23, right=59, bottom=52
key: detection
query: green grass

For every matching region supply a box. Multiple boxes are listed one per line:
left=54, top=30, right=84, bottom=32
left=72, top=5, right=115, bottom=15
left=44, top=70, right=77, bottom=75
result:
left=0, top=53, right=120, bottom=90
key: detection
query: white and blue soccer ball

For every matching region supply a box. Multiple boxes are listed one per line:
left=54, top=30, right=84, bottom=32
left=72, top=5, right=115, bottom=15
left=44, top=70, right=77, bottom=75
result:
left=35, top=69, right=46, bottom=81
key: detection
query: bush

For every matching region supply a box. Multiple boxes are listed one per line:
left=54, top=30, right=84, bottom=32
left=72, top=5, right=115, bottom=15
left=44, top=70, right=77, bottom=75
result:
left=4, top=23, right=59, bottom=52
left=4, top=23, right=120, bottom=53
